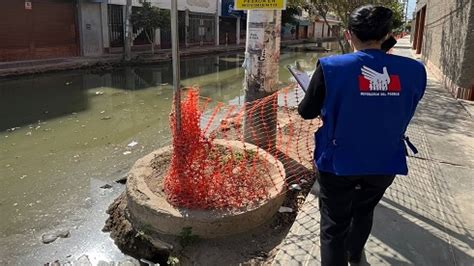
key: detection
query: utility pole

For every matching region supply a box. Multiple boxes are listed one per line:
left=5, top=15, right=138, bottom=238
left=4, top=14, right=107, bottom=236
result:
left=215, top=0, right=220, bottom=46
left=243, top=10, right=282, bottom=150
left=124, top=0, right=132, bottom=61
left=171, top=0, right=181, bottom=132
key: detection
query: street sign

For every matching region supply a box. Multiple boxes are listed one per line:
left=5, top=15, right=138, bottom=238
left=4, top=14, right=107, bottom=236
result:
left=234, top=0, right=286, bottom=10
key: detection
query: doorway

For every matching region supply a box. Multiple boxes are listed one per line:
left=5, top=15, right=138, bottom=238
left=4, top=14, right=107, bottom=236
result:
left=413, top=6, right=426, bottom=54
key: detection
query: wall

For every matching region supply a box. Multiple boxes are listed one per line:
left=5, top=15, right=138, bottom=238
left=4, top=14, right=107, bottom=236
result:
left=314, top=22, right=323, bottom=39
left=78, top=1, right=104, bottom=56
left=416, top=0, right=473, bottom=99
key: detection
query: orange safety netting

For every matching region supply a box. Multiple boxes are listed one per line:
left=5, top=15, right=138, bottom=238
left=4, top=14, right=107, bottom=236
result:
left=164, top=86, right=320, bottom=210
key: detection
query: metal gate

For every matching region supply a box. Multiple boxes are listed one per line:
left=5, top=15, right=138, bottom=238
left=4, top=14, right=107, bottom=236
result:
left=160, top=27, right=172, bottom=49
left=108, top=4, right=124, bottom=48
left=219, top=17, right=237, bottom=45
left=189, top=13, right=215, bottom=46
left=0, top=0, right=78, bottom=61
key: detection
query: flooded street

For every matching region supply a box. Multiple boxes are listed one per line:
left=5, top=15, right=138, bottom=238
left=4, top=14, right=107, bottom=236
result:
left=0, top=44, right=337, bottom=264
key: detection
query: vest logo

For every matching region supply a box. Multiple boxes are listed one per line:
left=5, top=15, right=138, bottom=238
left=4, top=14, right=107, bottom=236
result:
left=359, top=66, right=401, bottom=96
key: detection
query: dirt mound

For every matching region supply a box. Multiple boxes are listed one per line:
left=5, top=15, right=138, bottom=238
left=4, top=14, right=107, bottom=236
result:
left=103, top=193, right=170, bottom=265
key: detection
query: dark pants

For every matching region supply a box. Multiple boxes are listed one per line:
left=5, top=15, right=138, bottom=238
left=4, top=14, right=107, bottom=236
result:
left=318, top=171, right=396, bottom=266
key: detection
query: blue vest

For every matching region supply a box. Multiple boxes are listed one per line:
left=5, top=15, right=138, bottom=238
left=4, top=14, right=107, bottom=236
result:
left=316, top=49, right=426, bottom=176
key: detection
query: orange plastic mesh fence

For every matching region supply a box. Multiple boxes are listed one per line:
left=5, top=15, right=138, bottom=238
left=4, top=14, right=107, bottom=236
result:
left=164, top=86, right=320, bottom=210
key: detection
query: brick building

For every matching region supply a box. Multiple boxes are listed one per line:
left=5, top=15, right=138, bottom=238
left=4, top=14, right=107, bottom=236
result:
left=413, top=0, right=474, bottom=100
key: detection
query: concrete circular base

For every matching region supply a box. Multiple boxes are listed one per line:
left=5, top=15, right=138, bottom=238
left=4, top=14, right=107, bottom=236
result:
left=125, top=139, right=286, bottom=238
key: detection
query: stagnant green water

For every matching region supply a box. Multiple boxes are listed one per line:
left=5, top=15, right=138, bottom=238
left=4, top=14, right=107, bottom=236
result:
left=0, top=43, right=338, bottom=264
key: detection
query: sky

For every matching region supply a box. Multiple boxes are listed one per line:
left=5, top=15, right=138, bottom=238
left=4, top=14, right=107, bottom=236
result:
left=407, top=0, right=416, bottom=20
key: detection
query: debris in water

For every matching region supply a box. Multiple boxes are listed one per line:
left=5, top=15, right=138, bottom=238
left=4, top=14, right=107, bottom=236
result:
left=20, top=175, right=27, bottom=180
left=278, top=206, right=294, bottom=213
left=290, top=184, right=302, bottom=191
left=100, top=116, right=112, bottom=120
left=100, top=110, right=106, bottom=114
left=140, top=258, right=156, bottom=266
left=127, top=141, right=138, bottom=148
left=41, top=234, right=58, bottom=244
left=160, top=83, right=169, bottom=86
left=7, top=127, right=20, bottom=132
left=45, top=260, right=61, bottom=266
left=115, top=175, right=127, bottom=184
left=95, top=91, right=104, bottom=95
left=35, top=126, right=41, bottom=130
left=123, top=151, right=132, bottom=155
left=76, top=255, right=91, bottom=266
left=100, top=184, right=113, bottom=189
left=25, top=132, right=32, bottom=136
left=65, top=82, right=72, bottom=86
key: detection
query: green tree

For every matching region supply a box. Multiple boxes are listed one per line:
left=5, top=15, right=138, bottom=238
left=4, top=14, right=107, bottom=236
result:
left=307, top=0, right=348, bottom=53
left=298, top=0, right=406, bottom=53
left=131, top=1, right=170, bottom=54
left=381, top=0, right=405, bottom=32
left=282, top=6, right=301, bottom=26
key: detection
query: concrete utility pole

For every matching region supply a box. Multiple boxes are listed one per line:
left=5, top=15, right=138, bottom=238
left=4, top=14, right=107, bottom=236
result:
left=243, top=10, right=282, bottom=149
left=215, top=0, right=220, bottom=46
left=124, top=0, right=133, bottom=61
left=171, top=0, right=181, bottom=132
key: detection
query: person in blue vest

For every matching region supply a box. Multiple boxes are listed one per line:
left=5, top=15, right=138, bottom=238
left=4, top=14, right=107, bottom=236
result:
left=298, top=5, right=427, bottom=266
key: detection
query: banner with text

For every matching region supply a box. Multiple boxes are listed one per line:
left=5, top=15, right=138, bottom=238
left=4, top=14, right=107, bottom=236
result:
left=234, top=0, right=286, bottom=10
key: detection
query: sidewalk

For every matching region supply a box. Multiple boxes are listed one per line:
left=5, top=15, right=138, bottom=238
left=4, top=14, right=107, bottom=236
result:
left=272, top=37, right=474, bottom=265
left=0, top=39, right=309, bottom=78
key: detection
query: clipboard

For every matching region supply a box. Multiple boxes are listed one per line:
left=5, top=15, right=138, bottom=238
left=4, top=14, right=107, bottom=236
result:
left=287, top=66, right=310, bottom=92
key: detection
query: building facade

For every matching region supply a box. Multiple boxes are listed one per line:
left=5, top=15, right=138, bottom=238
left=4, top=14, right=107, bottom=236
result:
left=413, top=0, right=474, bottom=100
left=0, top=0, right=220, bottom=61
left=84, top=0, right=219, bottom=55
left=0, top=0, right=342, bottom=62
left=0, top=0, right=80, bottom=61
left=312, top=15, right=341, bottom=40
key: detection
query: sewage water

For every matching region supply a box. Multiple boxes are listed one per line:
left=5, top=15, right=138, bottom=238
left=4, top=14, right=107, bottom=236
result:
left=0, top=43, right=338, bottom=264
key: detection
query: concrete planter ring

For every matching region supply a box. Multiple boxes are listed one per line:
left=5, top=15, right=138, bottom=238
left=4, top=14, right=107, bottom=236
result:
left=125, top=139, right=286, bottom=238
